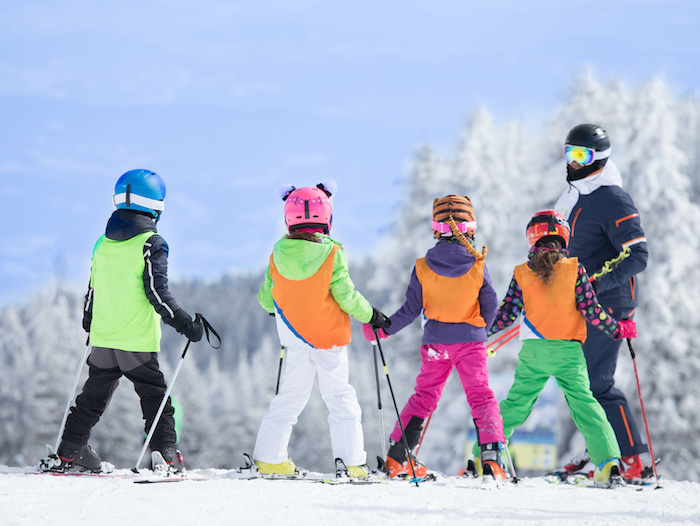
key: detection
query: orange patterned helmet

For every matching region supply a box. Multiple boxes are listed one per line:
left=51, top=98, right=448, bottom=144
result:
left=526, top=209, right=570, bottom=249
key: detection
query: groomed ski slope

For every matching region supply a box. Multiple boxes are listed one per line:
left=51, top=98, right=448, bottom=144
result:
left=2, top=466, right=698, bottom=526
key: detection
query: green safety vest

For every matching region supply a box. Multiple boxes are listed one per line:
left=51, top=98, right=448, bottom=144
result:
left=89, top=231, right=162, bottom=352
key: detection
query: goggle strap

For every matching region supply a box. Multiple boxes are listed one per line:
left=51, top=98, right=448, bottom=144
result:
left=593, top=146, right=611, bottom=161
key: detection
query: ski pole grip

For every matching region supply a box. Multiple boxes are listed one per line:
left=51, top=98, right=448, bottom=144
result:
left=622, top=318, right=636, bottom=359
left=626, top=338, right=636, bottom=359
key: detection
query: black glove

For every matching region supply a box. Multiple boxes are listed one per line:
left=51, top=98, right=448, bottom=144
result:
left=369, top=307, right=391, bottom=330
left=82, top=311, right=92, bottom=333
left=168, top=309, right=204, bottom=342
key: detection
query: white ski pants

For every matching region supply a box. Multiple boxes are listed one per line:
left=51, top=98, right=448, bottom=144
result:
left=253, top=344, right=367, bottom=467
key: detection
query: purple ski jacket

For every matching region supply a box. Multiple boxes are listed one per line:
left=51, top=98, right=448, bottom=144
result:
left=385, top=239, right=498, bottom=345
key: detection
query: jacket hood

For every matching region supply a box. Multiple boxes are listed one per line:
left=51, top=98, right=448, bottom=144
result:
left=105, top=209, right=158, bottom=241
left=424, top=239, right=476, bottom=278
left=272, top=234, right=338, bottom=279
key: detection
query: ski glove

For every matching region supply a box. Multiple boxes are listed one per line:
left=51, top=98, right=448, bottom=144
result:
left=168, top=308, right=204, bottom=342
left=369, top=307, right=392, bottom=330
left=362, top=323, right=388, bottom=342
left=615, top=319, right=637, bottom=340
left=82, top=311, right=92, bottom=333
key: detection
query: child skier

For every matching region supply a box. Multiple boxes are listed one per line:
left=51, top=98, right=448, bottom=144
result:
left=363, top=195, right=507, bottom=481
left=51, top=169, right=203, bottom=473
left=254, top=182, right=391, bottom=479
left=473, top=209, right=637, bottom=487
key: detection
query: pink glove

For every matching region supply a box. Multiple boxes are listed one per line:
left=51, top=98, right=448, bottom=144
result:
left=616, top=319, right=638, bottom=340
left=362, top=323, right=388, bottom=342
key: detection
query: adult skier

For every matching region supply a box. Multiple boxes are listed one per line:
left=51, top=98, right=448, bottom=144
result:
left=555, top=124, right=651, bottom=482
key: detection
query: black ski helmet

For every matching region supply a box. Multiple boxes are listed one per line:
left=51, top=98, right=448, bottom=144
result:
left=565, top=124, right=611, bottom=181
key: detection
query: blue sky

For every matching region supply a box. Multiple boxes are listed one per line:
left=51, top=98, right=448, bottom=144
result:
left=1, top=1, right=698, bottom=306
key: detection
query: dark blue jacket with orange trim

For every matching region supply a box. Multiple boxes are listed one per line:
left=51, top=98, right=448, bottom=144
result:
left=555, top=161, right=648, bottom=311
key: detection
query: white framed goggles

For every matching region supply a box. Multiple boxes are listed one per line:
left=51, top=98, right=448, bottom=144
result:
left=564, top=144, right=611, bottom=166
left=432, top=220, right=477, bottom=234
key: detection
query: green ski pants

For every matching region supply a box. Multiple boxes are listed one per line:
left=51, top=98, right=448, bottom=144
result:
left=473, top=339, right=620, bottom=466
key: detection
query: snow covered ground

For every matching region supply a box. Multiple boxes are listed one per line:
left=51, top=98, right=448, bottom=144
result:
left=2, top=465, right=698, bottom=526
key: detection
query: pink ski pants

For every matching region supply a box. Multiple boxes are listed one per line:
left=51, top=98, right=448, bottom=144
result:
left=390, top=341, right=505, bottom=445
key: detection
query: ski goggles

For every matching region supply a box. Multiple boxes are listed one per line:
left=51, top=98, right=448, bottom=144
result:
left=563, top=144, right=611, bottom=166
left=432, top=220, right=477, bottom=234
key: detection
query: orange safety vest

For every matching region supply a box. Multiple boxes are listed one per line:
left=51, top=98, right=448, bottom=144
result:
left=270, top=244, right=351, bottom=349
left=415, top=257, right=486, bottom=326
left=513, top=257, right=587, bottom=342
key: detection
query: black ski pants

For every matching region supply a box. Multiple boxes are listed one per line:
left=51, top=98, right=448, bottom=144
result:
left=583, top=307, right=647, bottom=457
left=62, top=347, right=177, bottom=451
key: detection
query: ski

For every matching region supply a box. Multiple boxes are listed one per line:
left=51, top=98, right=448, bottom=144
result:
left=317, top=478, right=387, bottom=485
left=27, top=471, right=133, bottom=478
left=134, top=474, right=207, bottom=484
left=544, top=471, right=642, bottom=490
left=546, top=468, right=656, bottom=487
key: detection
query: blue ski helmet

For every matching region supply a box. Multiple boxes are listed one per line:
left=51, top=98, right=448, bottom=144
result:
left=113, top=169, right=166, bottom=221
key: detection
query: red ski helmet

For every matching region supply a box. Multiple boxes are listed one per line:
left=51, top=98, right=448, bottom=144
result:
left=282, top=183, right=334, bottom=234
left=526, top=209, right=570, bottom=249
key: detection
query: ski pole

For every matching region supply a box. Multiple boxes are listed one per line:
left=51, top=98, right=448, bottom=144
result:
left=489, top=324, right=519, bottom=347
left=414, top=412, right=432, bottom=457
left=373, top=328, right=420, bottom=486
left=275, top=346, right=285, bottom=395
left=503, top=442, right=518, bottom=483
left=133, top=314, right=220, bottom=472
left=626, top=338, right=662, bottom=489
left=52, top=336, right=91, bottom=454
left=487, top=326, right=520, bottom=356
left=372, top=342, right=387, bottom=461
left=133, top=337, right=192, bottom=472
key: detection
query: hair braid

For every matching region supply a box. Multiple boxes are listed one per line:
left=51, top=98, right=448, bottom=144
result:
left=448, top=216, right=486, bottom=260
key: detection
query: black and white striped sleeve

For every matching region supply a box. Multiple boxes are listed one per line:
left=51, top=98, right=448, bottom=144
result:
left=142, top=234, right=181, bottom=323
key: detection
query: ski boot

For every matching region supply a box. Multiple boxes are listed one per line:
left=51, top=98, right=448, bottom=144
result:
left=335, top=458, right=370, bottom=480
left=593, top=458, right=626, bottom=488
left=564, top=449, right=591, bottom=475
left=384, top=439, right=427, bottom=479
left=48, top=440, right=107, bottom=473
left=254, top=458, right=298, bottom=476
left=620, top=454, right=659, bottom=484
left=480, top=442, right=507, bottom=482
left=461, top=458, right=479, bottom=479
left=152, top=446, right=186, bottom=474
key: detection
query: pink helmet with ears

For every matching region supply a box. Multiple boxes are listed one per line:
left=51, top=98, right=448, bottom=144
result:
left=282, top=182, right=334, bottom=234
